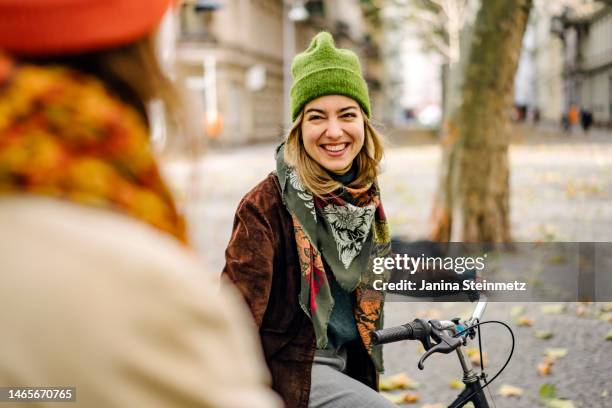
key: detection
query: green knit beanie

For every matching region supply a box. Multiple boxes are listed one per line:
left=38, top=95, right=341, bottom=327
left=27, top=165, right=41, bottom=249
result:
left=290, top=31, right=370, bottom=122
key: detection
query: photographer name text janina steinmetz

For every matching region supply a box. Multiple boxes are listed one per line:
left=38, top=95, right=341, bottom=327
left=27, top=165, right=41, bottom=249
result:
left=373, top=279, right=528, bottom=292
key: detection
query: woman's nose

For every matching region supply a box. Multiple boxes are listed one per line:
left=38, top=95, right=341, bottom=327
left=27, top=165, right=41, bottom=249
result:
left=325, top=118, right=343, bottom=138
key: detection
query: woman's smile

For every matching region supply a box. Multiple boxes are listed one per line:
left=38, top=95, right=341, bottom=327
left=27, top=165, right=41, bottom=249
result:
left=320, top=142, right=350, bottom=157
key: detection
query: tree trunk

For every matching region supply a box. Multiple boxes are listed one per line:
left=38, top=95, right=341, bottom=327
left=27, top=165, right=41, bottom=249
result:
left=430, top=0, right=532, bottom=243
left=429, top=1, right=475, bottom=243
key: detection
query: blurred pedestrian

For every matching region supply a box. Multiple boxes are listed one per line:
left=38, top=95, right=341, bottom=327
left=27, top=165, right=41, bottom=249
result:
left=532, top=107, right=540, bottom=125
left=568, top=104, right=579, bottom=133
left=561, top=113, right=570, bottom=133
left=0, top=1, right=281, bottom=407
left=580, top=107, right=593, bottom=133
left=223, top=32, right=395, bottom=408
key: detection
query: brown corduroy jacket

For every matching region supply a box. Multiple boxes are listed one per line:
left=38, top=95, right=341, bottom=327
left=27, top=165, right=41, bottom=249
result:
left=222, top=173, right=377, bottom=408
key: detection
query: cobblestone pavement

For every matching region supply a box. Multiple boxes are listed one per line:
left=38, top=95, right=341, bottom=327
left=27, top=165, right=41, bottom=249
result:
left=162, top=127, right=612, bottom=407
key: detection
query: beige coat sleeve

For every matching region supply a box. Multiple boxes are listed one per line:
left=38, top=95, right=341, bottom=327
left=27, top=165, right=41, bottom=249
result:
left=0, top=198, right=283, bottom=408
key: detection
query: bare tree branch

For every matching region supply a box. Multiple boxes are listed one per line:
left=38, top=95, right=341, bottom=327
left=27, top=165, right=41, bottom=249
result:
left=426, top=34, right=452, bottom=59
left=408, top=8, right=446, bottom=26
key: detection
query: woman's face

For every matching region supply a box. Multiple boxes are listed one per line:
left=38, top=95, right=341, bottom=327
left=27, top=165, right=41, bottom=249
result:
left=301, top=94, right=365, bottom=174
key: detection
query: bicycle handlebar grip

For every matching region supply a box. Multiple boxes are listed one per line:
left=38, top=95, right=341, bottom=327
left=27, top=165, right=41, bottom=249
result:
left=371, top=324, right=414, bottom=345
left=409, top=318, right=430, bottom=340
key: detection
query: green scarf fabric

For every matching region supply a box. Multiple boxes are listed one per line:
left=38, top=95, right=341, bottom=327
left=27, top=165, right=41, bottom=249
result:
left=275, top=144, right=391, bottom=370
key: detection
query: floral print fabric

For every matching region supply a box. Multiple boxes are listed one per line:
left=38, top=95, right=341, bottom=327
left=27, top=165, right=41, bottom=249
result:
left=0, top=53, right=187, bottom=243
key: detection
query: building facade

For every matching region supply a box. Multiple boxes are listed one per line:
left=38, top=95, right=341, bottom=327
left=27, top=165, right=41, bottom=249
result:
left=565, top=5, right=612, bottom=126
left=522, top=0, right=612, bottom=127
left=175, top=0, right=384, bottom=145
left=514, top=0, right=574, bottom=125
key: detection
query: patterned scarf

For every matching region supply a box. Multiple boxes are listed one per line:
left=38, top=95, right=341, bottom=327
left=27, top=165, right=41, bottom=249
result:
left=0, top=53, right=187, bottom=243
left=275, top=144, right=391, bottom=371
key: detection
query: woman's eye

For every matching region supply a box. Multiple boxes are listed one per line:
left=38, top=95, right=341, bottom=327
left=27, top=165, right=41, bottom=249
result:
left=308, top=115, right=323, bottom=121
left=342, top=113, right=357, bottom=118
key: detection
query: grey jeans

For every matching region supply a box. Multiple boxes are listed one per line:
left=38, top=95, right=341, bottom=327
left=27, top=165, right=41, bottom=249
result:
left=308, top=348, right=396, bottom=408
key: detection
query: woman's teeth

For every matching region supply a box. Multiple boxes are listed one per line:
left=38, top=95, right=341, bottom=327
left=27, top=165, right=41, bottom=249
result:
left=323, top=143, right=347, bottom=152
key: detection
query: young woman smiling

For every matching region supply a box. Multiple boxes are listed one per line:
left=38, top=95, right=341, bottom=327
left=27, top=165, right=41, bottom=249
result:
left=223, top=32, right=395, bottom=408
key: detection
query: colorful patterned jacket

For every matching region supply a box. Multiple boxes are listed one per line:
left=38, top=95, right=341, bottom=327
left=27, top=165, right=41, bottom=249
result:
left=222, top=173, right=380, bottom=408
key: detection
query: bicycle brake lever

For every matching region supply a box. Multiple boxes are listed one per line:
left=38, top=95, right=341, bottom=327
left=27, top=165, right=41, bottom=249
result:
left=417, top=326, right=463, bottom=370
left=418, top=344, right=439, bottom=370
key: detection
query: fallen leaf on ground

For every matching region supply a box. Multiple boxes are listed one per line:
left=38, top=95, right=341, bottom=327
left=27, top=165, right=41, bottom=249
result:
left=545, top=255, right=567, bottom=264
left=540, top=384, right=556, bottom=399
left=539, top=384, right=576, bottom=408
left=381, top=392, right=404, bottom=405
left=541, top=304, right=566, bottom=314
left=602, top=389, right=608, bottom=398
left=545, top=398, right=576, bottom=408
left=606, top=330, right=612, bottom=341
left=398, top=392, right=420, bottom=403
left=469, top=353, right=489, bottom=367
left=421, top=405, right=444, bottom=408
left=380, top=391, right=421, bottom=404
left=466, top=347, right=489, bottom=367
left=498, top=384, right=524, bottom=397
left=390, top=372, right=419, bottom=390
left=449, top=379, right=463, bottom=390
left=534, top=330, right=554, bottom=340
left=539, top=224, right=562, bottom=241
left=420, top=309, right=441, bottom=319
left=510, top=305, right=525, bottom=317
left=527, top=277, right=543, bottom=287
left=565, top=180, right=602, bottom=199
left=516, top=316, right=534, bottom=327
left=599, top=312, right=612, bottom=323
left=378, top=378, right=397, bottom=391
left=575, top=304, right=589, bottom=317
left=379, top=373, right=419, bottom=391
left=601, top=303, right=612, bottom=312
left=544, top=348, right=568, bottom=359
left=379, top=378, right=395, bottom=392
left=537, top=356, right=555, bottom=376
left=538, top=348, right=568, bottom=376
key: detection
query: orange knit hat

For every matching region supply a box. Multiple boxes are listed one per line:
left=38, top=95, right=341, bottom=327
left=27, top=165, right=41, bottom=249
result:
left=0, top=0, right=172, bottom=56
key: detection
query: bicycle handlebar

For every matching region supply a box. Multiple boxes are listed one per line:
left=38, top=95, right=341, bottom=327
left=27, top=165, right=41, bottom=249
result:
left=372, top=297, right=488, bottom=346
left=371, top=318, right=430, bottom=345
left=371, top=297, right=489, bottom=369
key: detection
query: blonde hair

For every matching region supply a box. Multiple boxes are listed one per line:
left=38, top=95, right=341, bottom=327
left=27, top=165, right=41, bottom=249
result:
left=283, top=109, right=385, bottom=197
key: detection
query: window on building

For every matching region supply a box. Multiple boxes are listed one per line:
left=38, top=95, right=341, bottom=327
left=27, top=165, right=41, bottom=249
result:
left=179, top=1, right=222, bottom=42
left=306, top=0, right=325, bottom=18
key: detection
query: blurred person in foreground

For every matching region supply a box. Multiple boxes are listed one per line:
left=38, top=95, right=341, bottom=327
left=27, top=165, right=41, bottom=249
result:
left=0, top=1, right=281, bottom=407
left=223, top=32, right=396, bottom=408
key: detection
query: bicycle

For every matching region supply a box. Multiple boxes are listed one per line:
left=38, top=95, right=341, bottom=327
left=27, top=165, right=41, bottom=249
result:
left=372, top=296, right=515, bottom=408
